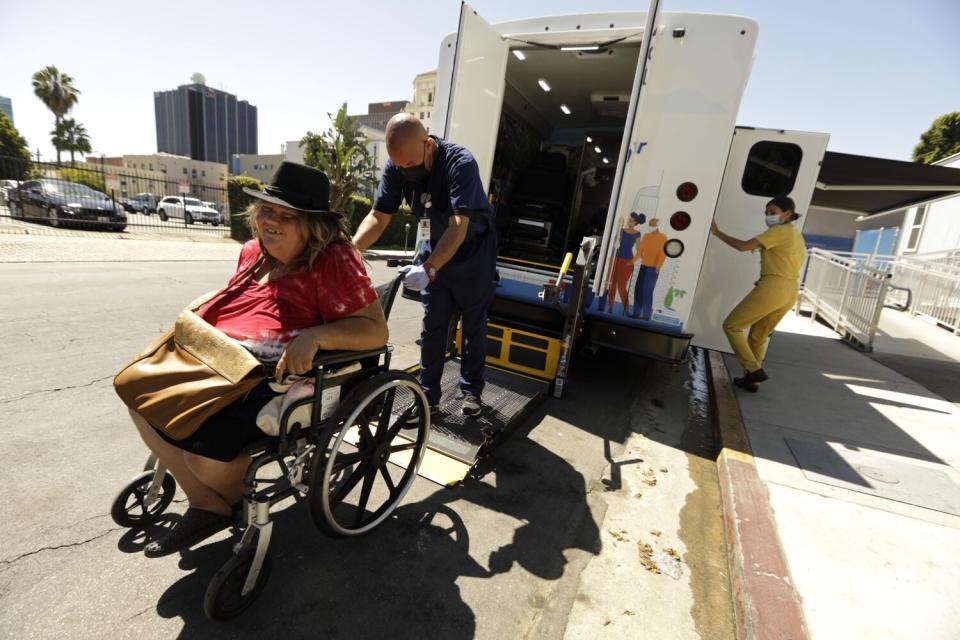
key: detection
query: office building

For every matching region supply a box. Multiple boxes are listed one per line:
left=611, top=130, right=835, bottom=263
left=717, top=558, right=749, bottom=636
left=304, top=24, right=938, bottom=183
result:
left=154, top=81, right=257, bottom=164
left=0, top=96, right=13, bottom=124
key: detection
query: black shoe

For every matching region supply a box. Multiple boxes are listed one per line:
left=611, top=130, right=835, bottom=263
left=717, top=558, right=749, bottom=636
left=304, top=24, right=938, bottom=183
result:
left=734, top=368, right=767, bottom=391
left=405, top=403, right=438, bottom=426
left=144, top=508, right=233, bottom=558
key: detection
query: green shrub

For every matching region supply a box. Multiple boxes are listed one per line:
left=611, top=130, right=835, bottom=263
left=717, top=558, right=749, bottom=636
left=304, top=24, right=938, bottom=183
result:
left=227, top=175, right=262, bottom=243
left=55, top=167, right=106, bottom=193
left=342, top=194, right=414, bottom=249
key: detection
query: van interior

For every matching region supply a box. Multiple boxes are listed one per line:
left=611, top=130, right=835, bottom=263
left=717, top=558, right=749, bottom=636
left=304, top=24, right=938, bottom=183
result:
left=491, top=44, right=641, bottom=266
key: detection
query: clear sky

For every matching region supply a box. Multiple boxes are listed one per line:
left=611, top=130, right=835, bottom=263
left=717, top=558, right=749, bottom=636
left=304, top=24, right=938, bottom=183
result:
left=1, top=0, right=957, bottom=163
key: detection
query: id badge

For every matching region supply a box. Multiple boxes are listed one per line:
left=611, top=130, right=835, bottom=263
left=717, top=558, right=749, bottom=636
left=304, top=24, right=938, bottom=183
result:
left=417, top=218, right=431, bottom=244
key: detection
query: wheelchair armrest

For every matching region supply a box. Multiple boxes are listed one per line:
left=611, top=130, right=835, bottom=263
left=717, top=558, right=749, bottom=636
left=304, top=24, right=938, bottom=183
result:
left=312, top=345, right=390, bottom=368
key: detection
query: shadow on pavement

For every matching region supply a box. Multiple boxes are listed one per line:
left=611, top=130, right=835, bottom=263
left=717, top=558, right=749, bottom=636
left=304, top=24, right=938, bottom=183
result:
left=147, top=433, right=600, bottom=638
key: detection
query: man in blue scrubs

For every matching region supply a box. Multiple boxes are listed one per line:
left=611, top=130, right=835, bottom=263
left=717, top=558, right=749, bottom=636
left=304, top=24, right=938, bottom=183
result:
left=352, top=114, right=497, bottom=418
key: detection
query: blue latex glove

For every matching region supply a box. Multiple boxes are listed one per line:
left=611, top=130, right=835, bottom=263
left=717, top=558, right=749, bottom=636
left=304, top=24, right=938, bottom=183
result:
left=399, top=264, right=431, bottom=291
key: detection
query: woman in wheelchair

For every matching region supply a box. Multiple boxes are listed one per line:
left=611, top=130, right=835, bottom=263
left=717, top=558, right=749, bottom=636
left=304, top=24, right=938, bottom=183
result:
left=129, top=163, right=387, bottom=558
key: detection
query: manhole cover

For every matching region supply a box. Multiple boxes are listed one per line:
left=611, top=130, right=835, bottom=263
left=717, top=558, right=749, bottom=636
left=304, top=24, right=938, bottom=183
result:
left=785, top=437, right=960, bottom=516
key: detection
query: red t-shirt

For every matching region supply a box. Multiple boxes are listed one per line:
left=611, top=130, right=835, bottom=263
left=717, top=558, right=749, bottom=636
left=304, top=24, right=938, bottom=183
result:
left=200, top=240, right=377, bottom=362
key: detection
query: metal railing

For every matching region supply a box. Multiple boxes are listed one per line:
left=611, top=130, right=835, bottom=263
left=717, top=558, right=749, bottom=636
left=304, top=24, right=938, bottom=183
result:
left=0, top=154, right=230, bottom=238
left=799, top=247, right=960, bottom=346
left=799, top=248, right=893, bottom=351
left=890, top=261, right=960, bottom=335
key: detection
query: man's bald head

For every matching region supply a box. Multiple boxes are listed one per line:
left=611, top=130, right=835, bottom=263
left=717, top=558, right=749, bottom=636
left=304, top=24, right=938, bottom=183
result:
left=385, top=113, right=427, bottom=151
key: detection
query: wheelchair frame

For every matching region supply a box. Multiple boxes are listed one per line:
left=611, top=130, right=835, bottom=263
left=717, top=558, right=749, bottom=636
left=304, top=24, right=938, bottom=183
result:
left=112, top=276, right=433, bottom=620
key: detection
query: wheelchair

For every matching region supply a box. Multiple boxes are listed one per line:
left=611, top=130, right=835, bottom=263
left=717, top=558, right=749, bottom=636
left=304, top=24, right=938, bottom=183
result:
left=110, top=275, right=432, bottom=620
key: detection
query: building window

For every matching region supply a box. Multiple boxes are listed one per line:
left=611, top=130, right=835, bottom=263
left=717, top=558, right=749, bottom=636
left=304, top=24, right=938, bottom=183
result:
left=904, top=205, right=927, bottom=253
left=428, top=92, right=433, bottom=103
left=183, top=168, right=188, bottom=175
left=741, top=141, right=803, bottom=197
left=202, top=170, right=206, bottom=177
left=149, top=164, right=153, bottom=171
left=420, top=112, right=425, bottom=119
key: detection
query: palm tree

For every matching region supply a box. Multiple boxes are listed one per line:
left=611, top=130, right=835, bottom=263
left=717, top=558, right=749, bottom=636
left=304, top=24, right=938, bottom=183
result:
left=32, top=65, right=81, bottom=164
left=53, top=118, right=92, bottom=164
left=300, top=103, right=376, bottom=212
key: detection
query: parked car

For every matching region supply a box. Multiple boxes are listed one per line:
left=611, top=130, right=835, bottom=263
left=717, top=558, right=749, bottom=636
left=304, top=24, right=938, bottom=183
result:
left=6, top=179, right=127, bottom=231
left=157, top=196, right=221, bottom=225
left=0, top=179, right=20, bottom=206
left=202, top=201, right=228, bottom=225
left=124, top=192, right=160, bottom=215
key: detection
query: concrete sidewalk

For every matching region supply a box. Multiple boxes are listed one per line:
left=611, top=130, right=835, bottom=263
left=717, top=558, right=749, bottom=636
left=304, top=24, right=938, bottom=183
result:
left=0, top=229, right=241, bottom=262
left=720, top=312, right=960, bottom=640
left=0, top=230, right=412, bottom=263
left=869, top=308, right=960, bottom=405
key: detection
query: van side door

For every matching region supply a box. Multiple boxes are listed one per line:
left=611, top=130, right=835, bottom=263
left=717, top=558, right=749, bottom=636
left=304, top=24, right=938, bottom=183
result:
left=687, top=127, right=829, bottom=352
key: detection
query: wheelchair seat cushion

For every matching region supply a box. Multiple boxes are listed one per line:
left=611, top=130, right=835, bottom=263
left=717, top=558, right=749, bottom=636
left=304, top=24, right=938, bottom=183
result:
left=255, top=362, right=361, bottom=436
left=153, top=379, right=283, bottom=462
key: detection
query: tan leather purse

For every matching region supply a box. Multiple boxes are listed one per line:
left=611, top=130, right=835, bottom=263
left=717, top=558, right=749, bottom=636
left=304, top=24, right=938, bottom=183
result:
left=114, top=258, right=267, bottom=440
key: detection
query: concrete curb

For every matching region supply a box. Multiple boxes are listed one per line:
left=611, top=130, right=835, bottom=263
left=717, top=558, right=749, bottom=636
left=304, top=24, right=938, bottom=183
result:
left=707, top=350, right=809, bottom=640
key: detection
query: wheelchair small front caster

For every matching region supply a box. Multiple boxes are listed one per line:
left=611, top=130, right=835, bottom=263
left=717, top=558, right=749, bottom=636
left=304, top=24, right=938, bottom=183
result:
left=203, top=551, right=273, bottom=621
left=110, top=470, right=177, bottom=527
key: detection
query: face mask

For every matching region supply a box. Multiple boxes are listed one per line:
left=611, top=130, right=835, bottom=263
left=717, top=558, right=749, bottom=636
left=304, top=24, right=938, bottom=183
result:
left=765, top=215, right=781, bottom=227
left=400, top=140, right=429, bottom=182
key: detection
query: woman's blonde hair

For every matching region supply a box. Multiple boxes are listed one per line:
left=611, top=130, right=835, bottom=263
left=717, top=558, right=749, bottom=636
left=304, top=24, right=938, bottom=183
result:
left=245, top=202, right=357, bottom=273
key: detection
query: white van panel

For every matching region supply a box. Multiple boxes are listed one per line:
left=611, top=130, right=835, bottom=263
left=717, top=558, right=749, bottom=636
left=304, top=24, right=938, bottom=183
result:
left=590, top=14, right=758, bottom=333
left=435, top=3, right=508, bottom=190
left=687, top=127, right=829, bottom=352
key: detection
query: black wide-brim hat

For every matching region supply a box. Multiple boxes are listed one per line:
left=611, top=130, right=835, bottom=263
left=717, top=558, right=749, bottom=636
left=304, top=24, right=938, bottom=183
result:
left=243, top=161, right=343, bottom=217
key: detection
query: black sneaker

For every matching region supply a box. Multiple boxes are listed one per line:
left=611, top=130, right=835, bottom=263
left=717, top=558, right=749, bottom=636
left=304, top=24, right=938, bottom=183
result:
left=144, top=507, right=234, bottom=558
left=733, top=368, right=767, bottom=392
left=460, top=393, right=482, bottom=417
left=405, top=403, right=438, bottom=426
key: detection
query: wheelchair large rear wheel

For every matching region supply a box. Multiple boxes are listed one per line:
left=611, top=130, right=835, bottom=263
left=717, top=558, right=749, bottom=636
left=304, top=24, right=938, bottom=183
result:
left=110, top=470, right=177, bottom=528
left=309, top=370, right=430, bottom=537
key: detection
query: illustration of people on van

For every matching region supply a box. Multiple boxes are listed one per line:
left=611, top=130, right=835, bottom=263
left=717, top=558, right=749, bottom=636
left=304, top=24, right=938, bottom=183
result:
left=630, top=217, right=668, bottom=319
left=604, top=211, right=645, bottom=313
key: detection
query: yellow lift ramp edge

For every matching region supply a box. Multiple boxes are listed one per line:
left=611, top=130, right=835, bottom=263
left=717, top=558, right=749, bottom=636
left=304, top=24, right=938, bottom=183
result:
left=345, top=358, right=550, bottom=486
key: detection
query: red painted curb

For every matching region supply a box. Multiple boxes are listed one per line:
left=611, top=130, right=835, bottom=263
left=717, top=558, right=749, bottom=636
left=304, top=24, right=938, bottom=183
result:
left=708, top=350, right=808, bottom=640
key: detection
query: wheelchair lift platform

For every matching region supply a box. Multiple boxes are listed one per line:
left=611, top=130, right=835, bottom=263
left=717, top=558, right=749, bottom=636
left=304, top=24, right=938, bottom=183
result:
left=396, top=359, right=548, bottom=485
left=342, top=360, right=547, bottom=486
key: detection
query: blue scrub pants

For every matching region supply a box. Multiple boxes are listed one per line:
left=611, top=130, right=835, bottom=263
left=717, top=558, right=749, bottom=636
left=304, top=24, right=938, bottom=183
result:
left=418, top=275, right=495, bottom=406
left=632, top=265, right=659, bottom=320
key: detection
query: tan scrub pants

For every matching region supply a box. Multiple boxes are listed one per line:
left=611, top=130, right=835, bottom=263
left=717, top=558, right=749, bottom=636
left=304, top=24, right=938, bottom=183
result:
left=723, top=275, right=798, bottom=373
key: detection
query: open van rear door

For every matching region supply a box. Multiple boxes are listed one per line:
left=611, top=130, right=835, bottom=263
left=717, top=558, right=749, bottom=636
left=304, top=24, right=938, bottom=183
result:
left=687, top=127, right=829, bottom=352
left=433, top=2, right=508, bottom=189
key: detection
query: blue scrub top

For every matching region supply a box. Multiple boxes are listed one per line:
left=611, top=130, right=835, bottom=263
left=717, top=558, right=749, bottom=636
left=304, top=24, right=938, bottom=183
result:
left=374, top=135, right=496, bottom=274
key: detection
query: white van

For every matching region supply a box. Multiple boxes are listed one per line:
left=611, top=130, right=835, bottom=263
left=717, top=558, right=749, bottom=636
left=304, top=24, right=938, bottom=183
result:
left=432, top=5, right=830, bottom=367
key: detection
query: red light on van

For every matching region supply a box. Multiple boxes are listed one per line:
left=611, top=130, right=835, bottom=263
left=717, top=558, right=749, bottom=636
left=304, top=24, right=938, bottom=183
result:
left=670, top=211, right=691, bottom=231
left=676, top=182, right=698, bottom=202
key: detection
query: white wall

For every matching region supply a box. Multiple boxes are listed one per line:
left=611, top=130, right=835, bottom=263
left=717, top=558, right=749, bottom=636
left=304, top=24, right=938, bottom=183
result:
left=914, top=153, right=960, bottom=255
left=360, top=125, right=388, bottom=184
left=283, top=141, right=305, bottom=165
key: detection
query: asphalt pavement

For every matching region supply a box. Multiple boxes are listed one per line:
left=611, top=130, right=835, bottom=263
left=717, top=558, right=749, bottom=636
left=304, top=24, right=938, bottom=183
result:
left=0, top=239, right=734, bottom=639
